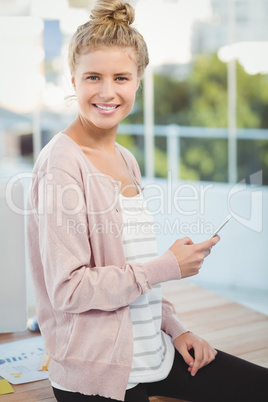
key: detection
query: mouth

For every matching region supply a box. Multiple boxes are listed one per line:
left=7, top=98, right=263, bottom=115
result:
left=93, top=104, right=120, bottom=111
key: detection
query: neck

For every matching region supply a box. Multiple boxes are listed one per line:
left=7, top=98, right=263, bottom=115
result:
left=64, top=115, right=118, bottom=154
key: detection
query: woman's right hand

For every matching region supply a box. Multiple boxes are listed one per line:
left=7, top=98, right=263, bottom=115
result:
left=169, top=236, right=220, bottom=278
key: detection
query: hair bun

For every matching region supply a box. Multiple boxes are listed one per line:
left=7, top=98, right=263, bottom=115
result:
left=91, top=0, right=135, bottom=26
left=112, top=3, right=134, bottom=25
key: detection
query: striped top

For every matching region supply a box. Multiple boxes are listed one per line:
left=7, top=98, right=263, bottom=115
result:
left=119, top=191, right=175, bottom=389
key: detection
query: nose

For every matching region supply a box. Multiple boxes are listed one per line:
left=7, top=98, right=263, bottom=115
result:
left=99, top=79, right=115, bottom=101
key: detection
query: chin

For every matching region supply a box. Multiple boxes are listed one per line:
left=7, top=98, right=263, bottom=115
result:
left=93, top=120, right=120, bottom=131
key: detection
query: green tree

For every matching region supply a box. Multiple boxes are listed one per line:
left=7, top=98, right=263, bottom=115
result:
left=120, top=53, right=268, bottom=183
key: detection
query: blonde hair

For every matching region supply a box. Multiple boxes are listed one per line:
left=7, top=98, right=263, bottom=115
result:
left=68, top=0, right=149, bottom=77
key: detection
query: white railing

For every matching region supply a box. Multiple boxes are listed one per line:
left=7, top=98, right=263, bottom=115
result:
left=117, top=123, right=268, bottom=183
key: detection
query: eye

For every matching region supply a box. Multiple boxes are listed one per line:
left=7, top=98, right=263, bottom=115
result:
left=87, top=76, right=99, bottom=81
left=115, top=77, right=128, bottom=82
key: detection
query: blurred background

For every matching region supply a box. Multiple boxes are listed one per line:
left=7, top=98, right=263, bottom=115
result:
left=0, top=0, right=267, bottom=315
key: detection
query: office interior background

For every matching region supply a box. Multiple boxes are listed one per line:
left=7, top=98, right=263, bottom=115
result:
left=0, top=0, right=268, bottom=319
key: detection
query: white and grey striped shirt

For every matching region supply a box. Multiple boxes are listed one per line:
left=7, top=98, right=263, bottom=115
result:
left=119, top=191, right=175, bottom=390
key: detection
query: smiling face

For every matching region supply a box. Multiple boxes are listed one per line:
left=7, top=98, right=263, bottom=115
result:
left=72, top=46, right=140, bottom=132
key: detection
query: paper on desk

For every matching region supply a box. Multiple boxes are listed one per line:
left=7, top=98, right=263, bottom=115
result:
left=0, top=336, right=49, bottom=384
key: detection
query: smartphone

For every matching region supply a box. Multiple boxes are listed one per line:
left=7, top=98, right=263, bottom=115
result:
left=209, top=215, right=232, bottom=239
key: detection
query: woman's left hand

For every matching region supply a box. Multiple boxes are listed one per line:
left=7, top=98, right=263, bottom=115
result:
left=173, top=332, right=217, bottom=377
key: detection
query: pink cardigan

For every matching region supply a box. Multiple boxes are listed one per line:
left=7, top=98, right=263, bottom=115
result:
left=27, top=132, right=188, bottom=401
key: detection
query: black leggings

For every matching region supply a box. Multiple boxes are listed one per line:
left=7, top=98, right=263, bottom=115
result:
left=52, top=349, right=268, bottom=402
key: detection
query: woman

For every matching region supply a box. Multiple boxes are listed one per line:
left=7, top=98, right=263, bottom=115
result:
left=27, top=1, right=268, bottom=401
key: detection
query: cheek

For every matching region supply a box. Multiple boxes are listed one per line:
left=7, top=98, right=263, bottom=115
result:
left=125, top=85, right=138, bottom=103
left=76, top=85, right=94, bottom=104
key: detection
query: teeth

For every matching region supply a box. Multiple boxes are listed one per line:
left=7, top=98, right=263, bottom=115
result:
left=95, top=104, right=117, bottom=110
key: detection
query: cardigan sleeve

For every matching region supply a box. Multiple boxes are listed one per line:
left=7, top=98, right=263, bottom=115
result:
left=31, top=168, right=182, bottom=314
left=161, top=296, right=189, bottom=341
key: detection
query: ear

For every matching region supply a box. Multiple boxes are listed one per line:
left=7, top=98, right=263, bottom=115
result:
left=71, top=75, right=76, bottom=90
left=136, top=79, right=140, bottom=91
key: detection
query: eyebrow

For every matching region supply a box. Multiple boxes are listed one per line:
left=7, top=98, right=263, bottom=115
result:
left=82, top=72, right=99, bottom=76
left=114, top=72, right=133, bottom=77
left=82, top=71, right=133, bottom=77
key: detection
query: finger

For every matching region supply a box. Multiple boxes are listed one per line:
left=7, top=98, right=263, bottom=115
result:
left=178, top=346, right=194, bottom=367
left=201, top=344, right=209, bottom=367
left=191, top=345, right=218, bottom=376
left=191, top=346, right=203, bottom=376
left=202, top=247, right=211, bottom=258
left=196, top=235, right=220, bottom=251
left=209, top=348, right=218, bottom=362
left=182, top=237, right=194, bottom=246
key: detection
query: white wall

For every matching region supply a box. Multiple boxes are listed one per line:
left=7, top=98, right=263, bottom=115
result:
left=143, top=178, right=268, bottom=292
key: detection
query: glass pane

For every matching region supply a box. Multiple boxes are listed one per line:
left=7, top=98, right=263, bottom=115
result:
left=238, top=139, right=268, bottom=184
left=180, top=137, right=228, bottom=182
left=155, top=136, right=168, bottom=178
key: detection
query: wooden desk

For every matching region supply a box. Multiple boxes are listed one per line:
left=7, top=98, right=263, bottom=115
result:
left=1, top=281, right=267, bottom=402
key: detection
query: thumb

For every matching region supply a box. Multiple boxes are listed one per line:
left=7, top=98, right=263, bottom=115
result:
left=198, top=235, right=220, bottom=250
